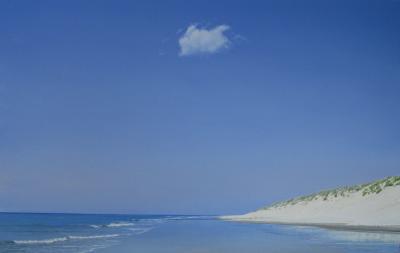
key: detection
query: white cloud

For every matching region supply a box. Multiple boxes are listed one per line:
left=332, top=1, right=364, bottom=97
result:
left=178, top=24, right=231, bottom=56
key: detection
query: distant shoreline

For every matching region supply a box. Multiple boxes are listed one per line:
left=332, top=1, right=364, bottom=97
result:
left=220, top=217, right=400, bottom=233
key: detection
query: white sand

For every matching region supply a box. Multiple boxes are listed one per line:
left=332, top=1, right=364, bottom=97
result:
left=222, top=185, right=400, bottom=228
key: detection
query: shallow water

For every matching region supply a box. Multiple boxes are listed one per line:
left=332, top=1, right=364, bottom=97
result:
left=1, top=213, right=399, bottom=253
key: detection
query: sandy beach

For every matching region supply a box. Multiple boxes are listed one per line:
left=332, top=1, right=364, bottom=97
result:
left=222, top=177, right=400, bottom=232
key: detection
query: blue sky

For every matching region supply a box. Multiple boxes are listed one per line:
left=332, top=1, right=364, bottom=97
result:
left=0, top=0, right=399, bottom=214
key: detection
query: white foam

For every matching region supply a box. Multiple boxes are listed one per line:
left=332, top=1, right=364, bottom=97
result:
left=79, top=245, right=108, bottom=253
left=127, top=227, right=153, bottom=234
left=107, top=222, right=135, bottom=227
left=14, top=237, right=68, bottom=245
left=69, top=234, right=119, bottom=240
left=13, top=234, right=120, bottom=245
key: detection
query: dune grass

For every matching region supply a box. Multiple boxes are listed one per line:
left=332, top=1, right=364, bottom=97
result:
left=261, top=176, right=400, bottom=210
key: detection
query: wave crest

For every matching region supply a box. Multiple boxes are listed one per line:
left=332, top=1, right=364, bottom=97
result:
left=128, top=227, right=153, bottom=234
left=106, top=222, right=135, bottom=227
left=14, top=237, right=68, bottom=245
left=13, top=234, right=120, bottom=245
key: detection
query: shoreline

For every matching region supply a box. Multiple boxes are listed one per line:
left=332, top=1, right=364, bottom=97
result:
left=220, top=217, right=400, bottom=233
left=221, top=178, right=400, bottom=234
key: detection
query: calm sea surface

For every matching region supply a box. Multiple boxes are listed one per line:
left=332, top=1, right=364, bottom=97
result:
left=0, top=213, right=399, bottom=253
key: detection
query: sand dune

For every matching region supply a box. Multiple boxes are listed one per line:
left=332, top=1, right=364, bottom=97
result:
left=222, top=176, right=400, bottom=230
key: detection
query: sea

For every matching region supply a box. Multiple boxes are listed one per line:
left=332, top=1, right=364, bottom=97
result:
left=0, top=212, right=399, bottom=253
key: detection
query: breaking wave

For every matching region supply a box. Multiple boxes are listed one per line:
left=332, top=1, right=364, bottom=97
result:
left=127, top=227, right=153, bottom=234
left=106, top=222, right=135, bottom=227
left=13, top=234, right=119, bottom=245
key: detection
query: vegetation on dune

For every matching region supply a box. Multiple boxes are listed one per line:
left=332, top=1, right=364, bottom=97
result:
left=260, top=176, right=400, bottom=210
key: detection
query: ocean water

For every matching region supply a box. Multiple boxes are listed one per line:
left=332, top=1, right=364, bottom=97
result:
left=0, top=213, right=399, bottom=253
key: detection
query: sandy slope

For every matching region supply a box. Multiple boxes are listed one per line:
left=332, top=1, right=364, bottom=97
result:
left=222, top=182, right=400, bottom=229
